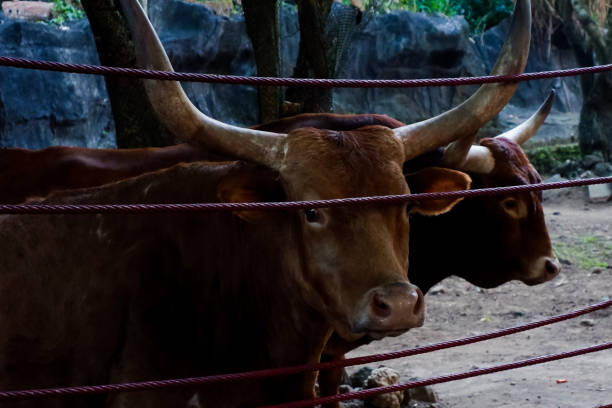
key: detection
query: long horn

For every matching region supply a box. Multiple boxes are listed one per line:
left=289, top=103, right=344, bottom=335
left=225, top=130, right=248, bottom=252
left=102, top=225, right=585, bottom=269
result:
left=460, top=90, right=555, bottom=173
left=497, top=89, right=555, bottom=145
left=118, top=0, right=287, bottom=169
left=395, top=0, right=531, bottom=160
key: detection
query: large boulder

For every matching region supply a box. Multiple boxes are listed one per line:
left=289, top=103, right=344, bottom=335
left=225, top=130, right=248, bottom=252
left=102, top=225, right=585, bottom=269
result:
left=334, top=11, right=484, bottom=123
left=147, top=0, right=260, bottom=127
left=0, top=16, right=115, bottom=148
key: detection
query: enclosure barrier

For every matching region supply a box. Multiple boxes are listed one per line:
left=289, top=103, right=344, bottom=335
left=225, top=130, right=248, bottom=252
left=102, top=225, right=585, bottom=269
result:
left=261, top=342, right=612, bottom=408
left=1, top=50, right=612, bottom=407
left=3, top=55, right=612, bottom=88
left=0, top=299, right=609, bottom=401
left=1, top=176, right=612, bottom=214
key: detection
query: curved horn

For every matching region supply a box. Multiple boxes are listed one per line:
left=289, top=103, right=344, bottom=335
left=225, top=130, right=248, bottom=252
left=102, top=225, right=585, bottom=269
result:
left=496, top=89, right=555, bottom=145
left=460, top=90, right=555, bottom=174
left=118, top=0, right=287, bottom=169
left=395, top=0, right=531, bottom=160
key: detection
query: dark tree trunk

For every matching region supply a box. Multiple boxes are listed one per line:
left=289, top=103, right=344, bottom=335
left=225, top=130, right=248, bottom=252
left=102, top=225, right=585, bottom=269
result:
left=81, top=0, right=175, bottom=148
left=578, top=75, right=612, bottom=161
left=285, top=0, right=334, bottom=113
left=557, top=0, right=612, bottom=160
left=242, top=0, right=282, bottom=123
left=285, top=0, right=362, bottom=114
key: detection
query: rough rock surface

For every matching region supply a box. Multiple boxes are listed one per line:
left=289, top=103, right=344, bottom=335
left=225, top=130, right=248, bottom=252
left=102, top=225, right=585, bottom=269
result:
left=0, top=0, right=582, bottom=148
left=0, top=16, right=115, bottom=148
left=364, top=367, right=404, bottom=408
left=334, top=11, right=485, bottom=124
left=1, top=1, right=53, bottom=21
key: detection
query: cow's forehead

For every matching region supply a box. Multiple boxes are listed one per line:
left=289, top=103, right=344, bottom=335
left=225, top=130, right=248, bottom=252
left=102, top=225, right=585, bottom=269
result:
left=480, top=137, right=541, bottom=185
left=280, top=126, right=408, bottom=199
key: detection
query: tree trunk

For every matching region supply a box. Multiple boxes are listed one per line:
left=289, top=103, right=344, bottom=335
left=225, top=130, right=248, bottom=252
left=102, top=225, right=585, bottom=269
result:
left=286, top=0, right=334, bottom=113
left=81, top=0, right=175, bottom=148
left=242, top=0, right=282, bottom=123
left=578, top=73, right=612, bottom=161
left=285, top=1, right=363, bottom=114
left=559, top=0, right=612, bottom=160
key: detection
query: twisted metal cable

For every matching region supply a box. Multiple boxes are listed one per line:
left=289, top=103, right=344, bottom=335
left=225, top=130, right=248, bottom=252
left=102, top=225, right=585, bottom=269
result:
left=0, top=299, right=609, bottom=400
left=261, top=342, right=612, bottom=408
left=2, top=55, right=612, bottom=87
left=1, top=176, right=610, bottom=215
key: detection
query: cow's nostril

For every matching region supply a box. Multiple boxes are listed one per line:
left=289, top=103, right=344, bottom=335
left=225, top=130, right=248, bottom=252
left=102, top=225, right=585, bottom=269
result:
left=371, top=293, right=392, bottom=318
left=413, top=287, right=424, bottom=315
left=545, top=258, right=559, bottom=275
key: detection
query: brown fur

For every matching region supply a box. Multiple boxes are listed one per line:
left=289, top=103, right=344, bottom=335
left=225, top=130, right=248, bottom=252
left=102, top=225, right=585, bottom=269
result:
left=0, top=115, right=403, bottom=205
left=0, top=126, right=471, bottom=407
left=0, top=114, right=553, bottom=406
left=0, top=144, right=221, bottom=204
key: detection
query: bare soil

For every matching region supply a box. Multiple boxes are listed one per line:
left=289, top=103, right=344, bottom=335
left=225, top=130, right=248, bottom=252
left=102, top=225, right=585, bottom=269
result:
left=345, top=187, right=612, bottom=408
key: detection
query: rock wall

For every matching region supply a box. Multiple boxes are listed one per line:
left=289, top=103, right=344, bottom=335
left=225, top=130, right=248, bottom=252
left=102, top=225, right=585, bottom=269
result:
left=334, top=11, right=485, bottom=123
left=0, top=0, right=582, bottom=149
left=0, top=14, right=115, bottom=148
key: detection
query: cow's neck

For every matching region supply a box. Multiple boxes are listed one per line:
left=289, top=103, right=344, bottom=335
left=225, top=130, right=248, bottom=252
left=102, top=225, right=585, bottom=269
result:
left=408, top=175, right=502, bottom=293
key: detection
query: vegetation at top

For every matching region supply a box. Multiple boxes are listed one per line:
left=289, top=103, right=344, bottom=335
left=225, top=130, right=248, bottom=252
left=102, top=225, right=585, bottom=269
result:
left=50, top=0, right=85, bottom=25
left=338, top=0, right=515, bottom=32
left=198, top=0, right=518, bottom=32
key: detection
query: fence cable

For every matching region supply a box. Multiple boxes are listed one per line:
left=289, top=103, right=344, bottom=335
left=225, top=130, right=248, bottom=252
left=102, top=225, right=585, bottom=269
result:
left=260, top=342, right=612, bottom=408
left=1, top=176, right=611, bottom=215
left=2, top=55, right=612, bottom=88
left=0, top=299, right=609, bottom=400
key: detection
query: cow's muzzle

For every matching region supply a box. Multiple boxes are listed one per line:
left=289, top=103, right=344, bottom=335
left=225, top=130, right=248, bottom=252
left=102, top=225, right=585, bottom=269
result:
left=351, top=282, right=425, bottom=336
left=523, top=256, right=561, bottom=285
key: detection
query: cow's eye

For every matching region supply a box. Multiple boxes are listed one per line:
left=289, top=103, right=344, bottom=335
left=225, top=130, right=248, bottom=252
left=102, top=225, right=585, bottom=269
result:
left=304, top=208, right=320, bottom=223
left=502, top=198, right=517, bottom=210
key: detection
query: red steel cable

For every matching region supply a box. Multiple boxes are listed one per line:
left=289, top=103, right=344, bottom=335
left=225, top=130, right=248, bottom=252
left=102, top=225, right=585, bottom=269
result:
left=0, top=299, right=609, bottom=400
left=260, top=342, right=612, bottom=408
left=2, top=55, right=612, bottom=88
left=1, top=176, right=611, bottom=215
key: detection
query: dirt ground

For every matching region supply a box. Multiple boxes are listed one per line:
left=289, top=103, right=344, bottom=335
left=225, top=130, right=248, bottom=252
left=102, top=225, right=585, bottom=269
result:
left=345, top=186, right=612, bottom=408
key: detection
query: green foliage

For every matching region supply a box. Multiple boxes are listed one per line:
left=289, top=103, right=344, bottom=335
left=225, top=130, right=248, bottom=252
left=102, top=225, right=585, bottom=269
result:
left=525, top=143, right=581, bottom=175
left=452, top=0, right=514, bottom=32
left=50, top=0, right=85, bottom=25
left=339, top=0, right=514, bottom=32
left=339, top=0, right=455, bottom=14
left=197, top=0, right=242, bottom=15
left=554, top=235, right=611, bottom=270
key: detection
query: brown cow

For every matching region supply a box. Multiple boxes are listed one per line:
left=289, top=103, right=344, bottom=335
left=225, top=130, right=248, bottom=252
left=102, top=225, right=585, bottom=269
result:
left=0, top=0, right=540, bottom=404
left=0, top=143, right=470, bottom=408
left=0, top=0, right=477, bottom=406
left=317, top=93, right=561, bottom=405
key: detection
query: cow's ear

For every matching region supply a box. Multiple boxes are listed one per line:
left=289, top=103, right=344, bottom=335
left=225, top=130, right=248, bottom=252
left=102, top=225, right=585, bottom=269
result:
left=217, top=167, right=284, bottom=223
left=405, top=167, right=471, bottom=216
